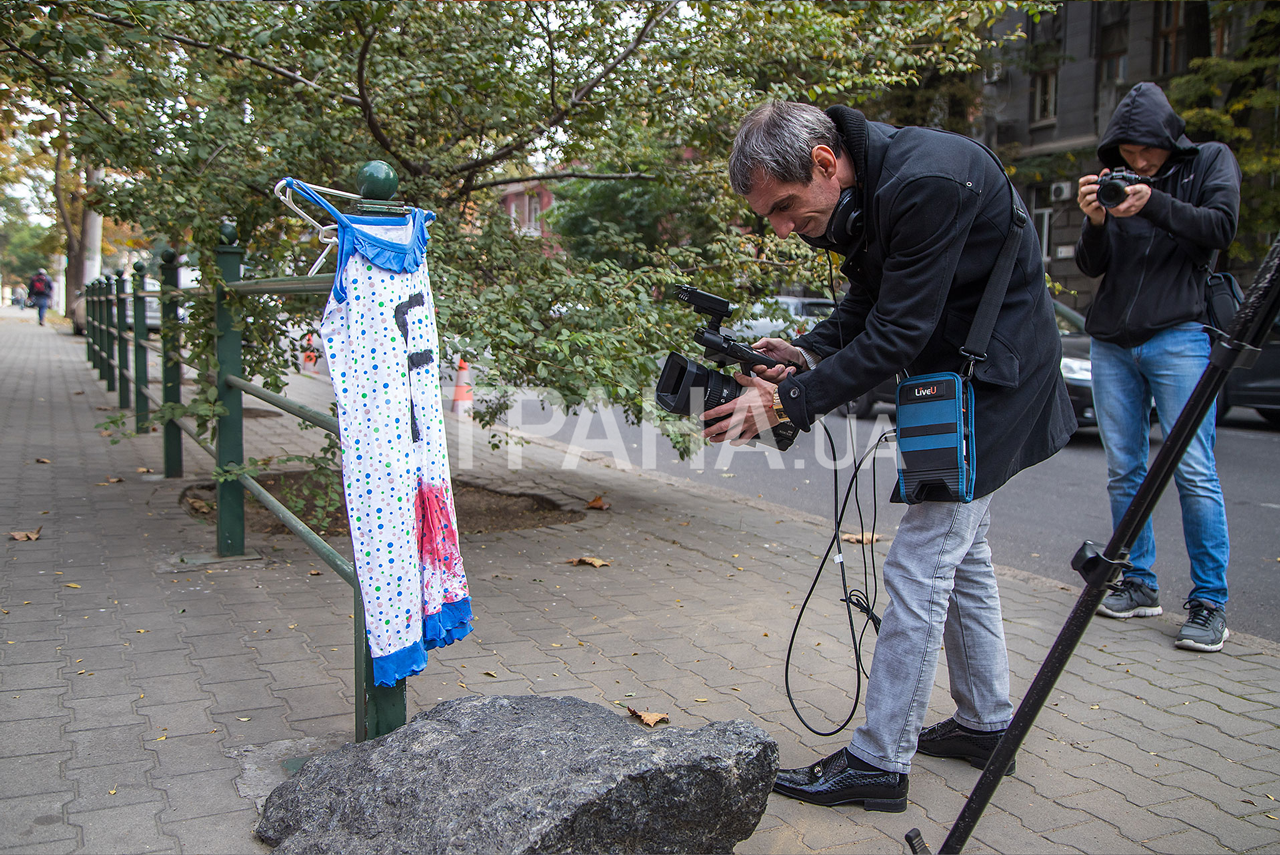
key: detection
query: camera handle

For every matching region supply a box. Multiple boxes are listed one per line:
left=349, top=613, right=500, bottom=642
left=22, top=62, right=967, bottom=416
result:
left=693, top=327, right=780, bottom=370
left=910, top=236, right=1280, bottom=854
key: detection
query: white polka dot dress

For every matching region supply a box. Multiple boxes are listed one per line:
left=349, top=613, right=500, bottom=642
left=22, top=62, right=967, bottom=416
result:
left=289, top=179, right=471, bottom=686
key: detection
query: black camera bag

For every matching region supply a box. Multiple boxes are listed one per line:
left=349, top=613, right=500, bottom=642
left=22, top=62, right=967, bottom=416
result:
left=1206, top=271, right=1244, bottom=333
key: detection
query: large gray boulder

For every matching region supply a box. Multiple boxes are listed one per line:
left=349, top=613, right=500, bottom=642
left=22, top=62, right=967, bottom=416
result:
left=256, top=694, right=778, bottom=855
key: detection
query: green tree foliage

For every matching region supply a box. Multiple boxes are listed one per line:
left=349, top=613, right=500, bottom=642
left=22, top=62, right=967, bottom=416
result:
left=1168, top=1, right=1280, bottom=264
left=0, top=195, right=53, bottom=289
left=0, top=0, right=1046, bottom=431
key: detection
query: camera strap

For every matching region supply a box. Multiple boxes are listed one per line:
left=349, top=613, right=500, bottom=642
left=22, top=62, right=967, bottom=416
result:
left=896, top=179, right=1027, bottom=504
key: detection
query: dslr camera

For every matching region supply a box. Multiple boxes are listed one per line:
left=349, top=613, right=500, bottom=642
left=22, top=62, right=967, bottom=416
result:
left=655, top=286, right=799, bottom=451
left=1094, top=168, right=1152, bottom=209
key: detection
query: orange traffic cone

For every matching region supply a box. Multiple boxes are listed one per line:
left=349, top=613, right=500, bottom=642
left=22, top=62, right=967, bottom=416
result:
left=451, top=357, right=473, bottom=416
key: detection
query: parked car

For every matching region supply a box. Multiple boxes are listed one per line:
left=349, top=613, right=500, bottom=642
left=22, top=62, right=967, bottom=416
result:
left=732, top=295, right=836, bottom=342
left=1219, top=313, right=1280, bottom=426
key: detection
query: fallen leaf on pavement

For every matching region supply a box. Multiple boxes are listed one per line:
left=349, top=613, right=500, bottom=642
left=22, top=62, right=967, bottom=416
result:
left=694, top=698, right=708, bottom=703
left=841, top=532, right=882, bottom=544
left=107, top=477, right=123, bottom=483
left=187, top=498, right=211, bottom=513
left=35, top=458, right=51, bottom=464
left=96, top=406, right=113, bottom=411
left=586, top=495, right=611, bottom=511
left=100, top=431, right=112, bottom=437
left=1244, top=799, right=1257, bottom=805
left=64, top=583, right=81, bottom=589
left=109, top=787, right=116, bottom=795
left=627, top=707, right=669, bottom=727
left=483, top=671, right=498, bottom=678
left=9, top=527, right=42, bottom=541
left=566, top=556, right=610, bottom=567
left=136, top=467, right=153, bottom=473
left=308, top=569, right=322, bottom=576
left=236, top=717, right=251, bottom=722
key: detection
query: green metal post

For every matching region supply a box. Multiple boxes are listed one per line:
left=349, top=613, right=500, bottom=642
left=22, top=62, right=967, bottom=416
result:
left=350, top=159, right=410, bottom=740
left=214, top=226, right=246, bottom=557
left=95, top=278, right=107, bottom=379
left=97, top=277, right=109, bottom=379
left=85, top=278, right=94, bottom=365
left=131, top=261, right=149, bottom=432
left=103, top=276, right=116, bottom=393
left=160, top=251, right=183, bottom=479
left=354, top=590, right=407, bottom=741
left=115, top=269, right=130, bottom=409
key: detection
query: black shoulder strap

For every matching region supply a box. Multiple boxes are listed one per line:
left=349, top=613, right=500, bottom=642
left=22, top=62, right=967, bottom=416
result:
left=961, top=175, right=1028, bottom=376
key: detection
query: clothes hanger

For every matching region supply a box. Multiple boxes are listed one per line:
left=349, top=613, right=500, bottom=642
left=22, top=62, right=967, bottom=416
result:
left=273, top=178, right=362, bottom=275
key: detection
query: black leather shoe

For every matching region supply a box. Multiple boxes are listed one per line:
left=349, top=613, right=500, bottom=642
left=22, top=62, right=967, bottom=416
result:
left=917, top=718, right=1015, bottom=776
left=772, top=748, right=908, bottom=811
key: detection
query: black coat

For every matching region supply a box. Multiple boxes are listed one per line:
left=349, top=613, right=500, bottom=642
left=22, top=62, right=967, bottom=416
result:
left=1075, top=82, right=1241, bottom=347
left=779, top=107, right=1076, bottom=500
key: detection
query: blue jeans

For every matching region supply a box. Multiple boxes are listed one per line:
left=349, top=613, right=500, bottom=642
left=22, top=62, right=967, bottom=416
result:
left=32, top=295, right=49, bottom=324
left=1090, top=323, right=1229, bottom=607
left=848, top=495, right=1013, bottom=774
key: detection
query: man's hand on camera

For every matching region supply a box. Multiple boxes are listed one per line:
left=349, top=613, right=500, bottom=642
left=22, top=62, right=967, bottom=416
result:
left=702, top=374, right=778, bottom=445
left=1078, top=173, right=1106, bottom=226
left=1106, top=182, right=1152, bottom=218
left=750, top=337, right=803, bottom=382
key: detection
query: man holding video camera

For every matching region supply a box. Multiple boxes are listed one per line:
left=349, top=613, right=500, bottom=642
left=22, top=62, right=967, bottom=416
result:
left=706, top=101, right=1075, bottom=810
left=1074, top=82, right=1240, bottom=653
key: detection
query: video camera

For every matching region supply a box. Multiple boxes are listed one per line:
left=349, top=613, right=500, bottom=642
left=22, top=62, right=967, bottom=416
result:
left=654, top=286, right=800, bottom=451
left=1095, top=168, right=1152, bottom=208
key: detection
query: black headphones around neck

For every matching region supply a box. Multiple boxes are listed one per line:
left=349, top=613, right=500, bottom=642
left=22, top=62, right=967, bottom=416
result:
left=800, top=185, right=864, bottom=253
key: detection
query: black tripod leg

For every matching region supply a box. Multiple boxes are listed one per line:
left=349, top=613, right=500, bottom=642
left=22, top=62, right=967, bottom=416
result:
left=910, top=239, right=1280, bottom=855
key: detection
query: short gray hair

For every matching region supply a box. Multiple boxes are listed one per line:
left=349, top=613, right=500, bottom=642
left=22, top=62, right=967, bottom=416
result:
left=729, top=102, right=842, bottom=195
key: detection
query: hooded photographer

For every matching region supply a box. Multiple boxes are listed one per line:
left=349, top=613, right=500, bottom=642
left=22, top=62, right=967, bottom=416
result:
left=709, top=101, right=1075, bottom=811
left=1074, top=82, right=1241, bottom=652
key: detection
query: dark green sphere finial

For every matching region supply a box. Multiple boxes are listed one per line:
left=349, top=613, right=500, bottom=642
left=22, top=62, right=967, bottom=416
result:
left=161, top=249, right=177, bottom=264
left=115, top=268, right=125, bottom=277
left=357, top=160, right=399, bottom=201
left=219, top=223, right=238, bottom=245
left=133, top=260, right=146, bottom=273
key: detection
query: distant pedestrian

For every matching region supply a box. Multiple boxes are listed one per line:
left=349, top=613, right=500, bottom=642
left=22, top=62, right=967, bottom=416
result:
left=11, top=283, right=26, bottom=308
left=1075, top=82, right=1240, bottom=652
left=28, top=268, right=54, bottom=326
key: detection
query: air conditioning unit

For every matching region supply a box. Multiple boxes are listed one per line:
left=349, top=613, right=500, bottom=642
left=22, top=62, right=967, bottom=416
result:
left=1050, top=181, right=1074, bottom=202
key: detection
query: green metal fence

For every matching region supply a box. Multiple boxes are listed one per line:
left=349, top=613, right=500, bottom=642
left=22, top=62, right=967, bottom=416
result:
left=83, top=230, right=406, bottom=742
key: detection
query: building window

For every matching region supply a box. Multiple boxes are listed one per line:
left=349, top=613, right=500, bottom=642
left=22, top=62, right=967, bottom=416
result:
left=1155, top=1, right=1187, bottom=75
left=509, top=192, right=544, bottom=236
left=1031, top=187, right=1053, bottom=265
left=1032, top=71, right=1058, bottom=123
left=1098, top=15, right=1129, bottom=86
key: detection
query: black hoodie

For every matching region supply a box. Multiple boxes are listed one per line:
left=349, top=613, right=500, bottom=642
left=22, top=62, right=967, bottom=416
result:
left=1075, top=82, right=1241, bottom=346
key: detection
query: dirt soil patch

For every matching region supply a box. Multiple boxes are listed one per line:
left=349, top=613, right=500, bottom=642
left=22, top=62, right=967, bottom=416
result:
left=180, top=474, right=585, bottom=537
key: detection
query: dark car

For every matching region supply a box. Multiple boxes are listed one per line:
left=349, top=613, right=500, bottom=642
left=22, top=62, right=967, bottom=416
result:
left=1053, top=301, right=1096, bottom=426
left=1219, top=313, right=1280, bottom=426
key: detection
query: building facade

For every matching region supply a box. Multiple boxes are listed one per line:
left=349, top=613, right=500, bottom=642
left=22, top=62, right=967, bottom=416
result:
left=987, top=1, right=1261, bottom=307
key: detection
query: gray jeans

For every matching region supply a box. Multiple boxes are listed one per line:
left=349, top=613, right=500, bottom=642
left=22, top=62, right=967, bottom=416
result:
left=847, top=495, right=1013, bottom=774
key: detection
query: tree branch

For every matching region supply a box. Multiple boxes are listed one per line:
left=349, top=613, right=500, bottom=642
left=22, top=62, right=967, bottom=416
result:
left=445, top=0, right=678, bottom=178
left=64, top=2, right=364, bottom=108
left=355, top=25, right=423, bottom=177
left=469, top=170, right=658, bottom=191
left=3, top=39, right=117, bottom=127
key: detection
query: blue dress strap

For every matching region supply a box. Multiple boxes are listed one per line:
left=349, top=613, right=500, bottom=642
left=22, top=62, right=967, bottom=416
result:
left=284, top=177, right=353, bottom=228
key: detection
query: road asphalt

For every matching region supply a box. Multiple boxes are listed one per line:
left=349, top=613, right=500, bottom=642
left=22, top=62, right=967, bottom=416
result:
left=5, top=303, right=1280, bottom=854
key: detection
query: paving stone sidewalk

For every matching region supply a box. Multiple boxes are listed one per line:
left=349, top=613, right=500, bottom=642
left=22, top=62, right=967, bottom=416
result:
left=4, top=307, right=1280, bottom=854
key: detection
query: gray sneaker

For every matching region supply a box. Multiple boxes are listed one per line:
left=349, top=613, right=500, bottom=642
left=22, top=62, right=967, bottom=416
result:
left=1175, top=600, right=1229, bottom=652
left=1096, top=578, right=1163, bottom=619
